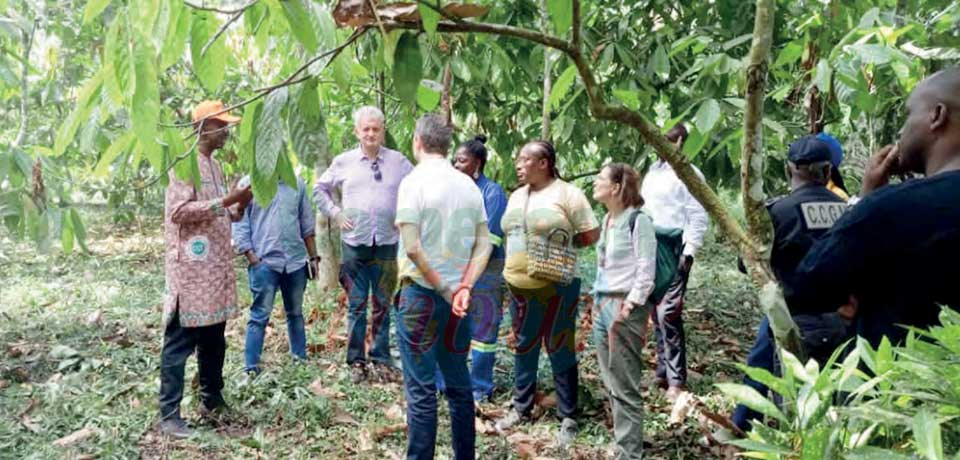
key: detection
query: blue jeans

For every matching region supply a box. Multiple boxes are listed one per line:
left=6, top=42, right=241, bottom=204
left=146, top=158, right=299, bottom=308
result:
left=244, top=264, right=308, bottom=373
left=508, top=278, right=581, bottom=419
left=732, top=316, right=775, bottom=431
left=397, top=282, right=475, bottom=460
left=340, top=243, right=397, bottom=365
left=435, top=259, right=505, bottom=401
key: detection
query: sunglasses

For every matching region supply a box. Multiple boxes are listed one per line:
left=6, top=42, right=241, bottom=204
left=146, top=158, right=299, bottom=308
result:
left=371, top=159, right=382, bottom=182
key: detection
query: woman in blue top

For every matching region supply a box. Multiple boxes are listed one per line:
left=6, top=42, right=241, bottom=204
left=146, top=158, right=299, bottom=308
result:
left=435, top=135, right=508, bottom=401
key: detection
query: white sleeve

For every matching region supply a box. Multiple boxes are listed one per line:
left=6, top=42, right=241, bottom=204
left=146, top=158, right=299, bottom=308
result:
left=626, top=214, right=658, bottom=305
left=681, top=166, right=709, bottom=257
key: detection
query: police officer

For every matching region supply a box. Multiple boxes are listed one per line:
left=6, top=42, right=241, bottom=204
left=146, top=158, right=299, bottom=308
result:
left=730, top=135, right=851, bottom=433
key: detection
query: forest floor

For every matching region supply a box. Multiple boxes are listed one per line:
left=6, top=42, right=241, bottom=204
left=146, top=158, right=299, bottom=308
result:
left=0, top=204, right=760, bottom=459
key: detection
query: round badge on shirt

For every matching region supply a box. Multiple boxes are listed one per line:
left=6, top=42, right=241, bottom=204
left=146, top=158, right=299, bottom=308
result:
left=185, top=235, right=210, bottom=261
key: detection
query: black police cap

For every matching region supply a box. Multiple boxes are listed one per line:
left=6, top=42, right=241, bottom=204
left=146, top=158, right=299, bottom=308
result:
left=788, top=135, right=833, bottom=165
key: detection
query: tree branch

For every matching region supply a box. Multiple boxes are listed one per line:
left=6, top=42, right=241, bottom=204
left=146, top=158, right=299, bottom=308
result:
left=159, top=28, right=369, bottom=128
left=571, top=0, right=582, bottom=51
left=14, top=18, right=38, bottom=148
left=184, top=0, right=258, bottom=15
left=135, top=122, right=204, bottom=190
left=200, top=8, right=246, bottom=58
left=539, top=0, right=553, bottom=138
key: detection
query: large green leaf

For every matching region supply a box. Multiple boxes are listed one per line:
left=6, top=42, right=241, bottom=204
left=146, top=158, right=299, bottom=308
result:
left=82, top=0, right=113, bottom=25
left=255, top=87, right=289, bottom=178
left=393, top=32, right=423, bottom=106
left=418, top=1, right=440, bottom=38
left=60, top=212, right=75, bottom=255
left=104, top=15, right=132, bottom=105
left=54, top=70, right=104, bottom=156
left=650, top=45, right=670, bottom=80
left=94, top=131, right=136, bottom=177
left=549, top=65, right=577, bottom=110
left=251, top=160, right=279, bottom=208
left=160, top=0, right=190, bottom=71
left=69, top=208, right=89, bottom=253
left=546, top=0, right=572, bottom=34
left=715, top=383, right=788, bottom=423
left=190, top=11, right=226, bottom=92
left=693, top=98, right=721, bottom=133
left=130, top=0, right=160, bottom=36
left=276, top=149, right=298, bottom=189
left=417, top=82, right=442, bottom=111
left=914, top=411, right=943, bottom=460
left=131, top=39, right=162, bottom=171
left=281, top=0, right=318, bottom=53
left=287, top=80, right=328, bottom=168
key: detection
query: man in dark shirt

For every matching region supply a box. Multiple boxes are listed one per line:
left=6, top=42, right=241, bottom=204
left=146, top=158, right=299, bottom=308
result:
left=790, top=68, right=960, bottom=347
left=731, top=136, right=849, bottom=432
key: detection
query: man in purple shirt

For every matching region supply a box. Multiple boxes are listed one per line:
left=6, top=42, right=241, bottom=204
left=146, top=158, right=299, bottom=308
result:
left=314, top=106, right=414, bottom=383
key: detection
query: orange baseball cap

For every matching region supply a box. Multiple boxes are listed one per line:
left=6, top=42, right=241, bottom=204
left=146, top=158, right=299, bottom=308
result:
left=191, top=100, right=241, bottom=124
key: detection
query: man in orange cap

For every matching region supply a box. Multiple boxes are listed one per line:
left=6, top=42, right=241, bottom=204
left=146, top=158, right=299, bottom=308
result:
left=159, top=100, right=251, bottom=438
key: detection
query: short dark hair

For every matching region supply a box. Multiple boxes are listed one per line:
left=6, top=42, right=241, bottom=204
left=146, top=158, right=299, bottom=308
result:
left=459, top=134, right=488, bottom=172
left=415, top=114, right=453, bottom=155
left=665, top=123, right=689, bottom=146
left=603, top=163, right=644, bottom=208
left=522, top=140, right=560, bottom=178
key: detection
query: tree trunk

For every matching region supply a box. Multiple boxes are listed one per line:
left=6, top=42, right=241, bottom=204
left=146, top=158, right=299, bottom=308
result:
left=539, top=0, right=552, bottom=139
left=314, top=117, right=341, bottom=292
left=739, top=0, right=774, bottom=278
left=441, top=63, right=453, bottom=126
left=14, top=18, right=38, bottom=148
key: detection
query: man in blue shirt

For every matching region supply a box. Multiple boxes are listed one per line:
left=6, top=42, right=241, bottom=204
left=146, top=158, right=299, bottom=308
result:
left=232, top=177, right=318, bottom=375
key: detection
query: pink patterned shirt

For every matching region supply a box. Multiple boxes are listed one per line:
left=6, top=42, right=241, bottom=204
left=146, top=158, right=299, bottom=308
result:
left=162, top=154, right=238, bottom=327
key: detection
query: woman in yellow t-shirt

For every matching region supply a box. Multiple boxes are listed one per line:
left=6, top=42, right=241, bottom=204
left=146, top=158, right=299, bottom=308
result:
left=494, top=140, right=600, bottom=446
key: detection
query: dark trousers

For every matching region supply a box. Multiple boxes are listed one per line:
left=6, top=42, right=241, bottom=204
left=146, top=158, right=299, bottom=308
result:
left=397, top=283, right=475, bottom=460
left=159, top=308, right=227, bottom=420
left=340, top=242, right=398, bottom=365
left=652, top=268, right=689, bottom=387
left=732, top=316, right=774, bottom=431
left=508, top=279, right=581, bottom=419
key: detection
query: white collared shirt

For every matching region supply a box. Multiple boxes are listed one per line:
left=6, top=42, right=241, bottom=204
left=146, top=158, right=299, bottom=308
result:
left=640, top=160, right=709, bottom=257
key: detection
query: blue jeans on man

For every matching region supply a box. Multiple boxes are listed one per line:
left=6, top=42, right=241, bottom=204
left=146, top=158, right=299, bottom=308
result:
left=340, top=242, right=397, bottom=365
left=244, top=264, right=308, bottom=373
left=732, top=316, right=775, bottom=431
left=397, top=282, right=475, bottom=460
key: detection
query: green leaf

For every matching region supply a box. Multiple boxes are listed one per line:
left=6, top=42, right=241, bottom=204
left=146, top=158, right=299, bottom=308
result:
left=190, top=11, right=226, bottom=92
left=738, top=363, right=793, bottom=398
left=255, top=87, right=289, bottom=178
left=132, top=39, right=162, bottom=171
left=813, top=59, right=832, bottom=93
left=60, top=212, right=74, bottom=255
left=104, top=15, right=132, bottom=105
left=419, top=1, right=440, bottom=38
left=70, top=208, right=89, bottom=253
left=416, top=81, right=442, bottom=111
left=727, top=438, right=792, bottom=455
left=393, top=32, right=423, bottom=106
left=845, top=44, right=894, bottom=65
left=613, top=89, right=640, bottom=111
left=54, top=71, right=104, bottom=156
left=549, top=65, right=577, bottom=110
left=450, top=56, right=472, bottom=82
left=649, top=45, right=670, bottom=79
left=239, top=100, right=263, bottom=173
left=693, top=99, right=721, bottom=133
left=277, top=150, right=297, bottom=189
left=160, top=0, right=190, bottom=71
left=314, top=4, right=336, bottom=49
left=715, top=383, right=788, bottom=423
left=845, top=447, right=915, bottom=460
left=82, top=0, right=113, bottom=25
left=287, top=81, right=328, bottom=168
left=130, top=0, right=160, bottom=36
left=281, top=0, right=318, bottom=54
left=681, top=127, right=709, bottom=159
left=774, top=41, right=804, bottom=68
left=801, top=425, right=832, bottom=460
left=914, top=411, right=943, bottom=460
left=546, top=0, right=572, bottom=34
left=251, top=159, right=279, bottom=208
left=94, top=131, right=136, bottom=177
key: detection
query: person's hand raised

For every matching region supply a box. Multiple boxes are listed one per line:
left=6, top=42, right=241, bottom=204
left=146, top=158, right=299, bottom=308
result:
left=861, top=144, right=901, bottom=196
left=223, top=184, right=253, bottom=208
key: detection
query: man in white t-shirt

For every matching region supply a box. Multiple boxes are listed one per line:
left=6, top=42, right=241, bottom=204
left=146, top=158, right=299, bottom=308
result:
left=395, top=114, right=491, bottom=460
left=640, top=123, right=710, bottom=401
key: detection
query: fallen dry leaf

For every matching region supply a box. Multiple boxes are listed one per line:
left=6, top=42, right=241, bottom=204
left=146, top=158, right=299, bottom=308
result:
left=85, top=309, right=103, bottom=326
left=668, top=390, right=696, bottom=425
left=332, top=406, right=358, bottom=425
left=373, top=423, right=407, bottom=441
left=475, top=417, right=497, bottom=436
left=358, top=428, right=373, bottom=451
left=384, top=403, right=404, bottom=421
left=309, top=378, right=345, bottom=399
left=53, top=427, right=96, bottom=447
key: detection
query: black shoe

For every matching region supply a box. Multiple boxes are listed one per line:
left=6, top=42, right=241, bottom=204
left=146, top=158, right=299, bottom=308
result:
left=350, top=362, right=367, bottom=384
left=197, top=401, right=232, bottom=426
left=159, top=416, right=192, bottom=439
